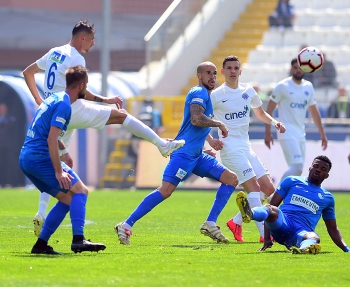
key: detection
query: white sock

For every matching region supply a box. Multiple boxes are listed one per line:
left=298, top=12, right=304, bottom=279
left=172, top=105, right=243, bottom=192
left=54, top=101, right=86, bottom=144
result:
left=206, top=221, right=216, bottom=227
left=248, top=191, right=264, bottom=237
left=233, top=213, right=243, bottom=225
left=37, top=192, right=51, bottom=217
left=122, top=222, right=132, bottom=230
left=123, top=114, right=166, bottom=147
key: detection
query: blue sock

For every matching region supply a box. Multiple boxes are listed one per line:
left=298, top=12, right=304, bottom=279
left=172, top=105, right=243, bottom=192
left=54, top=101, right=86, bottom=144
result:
left=300, top=238, right=317, bottom=250
left=251, top=206, right=270, bottom=222
left=125, top=190, right=164, bottom=227
left=70, top=193, right=87, bottom=236
left=207, top=184, right=235, bottom=222
left=39, top=201, right=70, bottom=242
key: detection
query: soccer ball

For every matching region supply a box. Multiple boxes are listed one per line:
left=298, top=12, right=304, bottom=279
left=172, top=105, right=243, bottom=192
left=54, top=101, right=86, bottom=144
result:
left=297, top=46, right=324, bottom=73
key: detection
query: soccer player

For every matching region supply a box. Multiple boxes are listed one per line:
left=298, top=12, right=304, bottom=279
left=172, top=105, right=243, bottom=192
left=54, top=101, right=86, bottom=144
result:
left=115, top=61, right=239, bottom=245
left=209, top=55, right=286, bottom=242
left=20, top=66, right=106, bottom=254
left=22, top=20, right=185, bottom=236
left=264, top=58, right=328, bottom=183
left=236, top=155, right=350, bottom=254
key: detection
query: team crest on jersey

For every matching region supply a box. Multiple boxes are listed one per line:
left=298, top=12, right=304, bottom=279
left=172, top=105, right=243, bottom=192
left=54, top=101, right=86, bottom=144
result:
left=49, top=51, right=66, bottom=64
left=242, top=93, right=249, bottom=100
left=318, top=193, right=324, bottom=199
left=304, top=91, right=309, bottom=96
left=175, top=168, right=187, bottom=180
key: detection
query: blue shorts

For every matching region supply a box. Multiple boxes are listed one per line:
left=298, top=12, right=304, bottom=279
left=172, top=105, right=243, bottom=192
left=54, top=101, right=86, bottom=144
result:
left=266, top=209, right=314, bottom=249
left=19, top=157, right=80, bottom=197
left=163, top=152, right=226, bottom=186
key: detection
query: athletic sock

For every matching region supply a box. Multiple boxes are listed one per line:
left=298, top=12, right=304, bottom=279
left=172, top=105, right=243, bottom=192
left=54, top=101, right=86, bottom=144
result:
left=300, top=238, right=317, bottom=250
left=39, top=201, right=70, bottom=242
left=248, top=191, right=264, bottom=237
left=70, top=193, right=87, bottom=237
left=125, top=190, right=164, bottom=227
left=123, top=114, right=166, bottom=147
left=206, top=184, right=235, bottom=223
left=38, top=192, right=51, bottom=217
left=251, top=206, right=270, bottom=222
left=233, top=213, right=243, bottom=225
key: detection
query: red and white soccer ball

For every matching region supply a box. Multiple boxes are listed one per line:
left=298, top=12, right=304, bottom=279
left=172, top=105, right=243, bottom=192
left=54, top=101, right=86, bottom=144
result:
left=297, top=46, right=324, bottom=73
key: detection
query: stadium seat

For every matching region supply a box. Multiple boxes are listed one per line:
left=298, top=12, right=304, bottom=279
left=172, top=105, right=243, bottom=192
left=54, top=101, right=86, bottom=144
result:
left=332, top=0, right=350, bottom=10
left=310, top=0, right=330, bottom=10
left=283, top=30, right=306, bottom=47
left=247, top=49, right=271, bottom=66
left=326, top=31, right=350, bottom=47
left=305, top=30, right=328, bottom=47
left=262, top=31, right=283, bottom=47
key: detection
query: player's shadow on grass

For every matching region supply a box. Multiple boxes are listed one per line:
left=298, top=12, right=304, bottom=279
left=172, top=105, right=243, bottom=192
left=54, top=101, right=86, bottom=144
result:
left=13, top=252, right=105, bottom=258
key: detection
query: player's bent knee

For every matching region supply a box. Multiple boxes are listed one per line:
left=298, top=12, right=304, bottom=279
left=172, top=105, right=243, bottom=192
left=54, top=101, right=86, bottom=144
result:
left=220, top=169, right=238, bottom=187
left=107, top=108, right=128, bottom=125
left=70, top=180, right=89, bottom=195
left=304, top=232, right=320, bottom=242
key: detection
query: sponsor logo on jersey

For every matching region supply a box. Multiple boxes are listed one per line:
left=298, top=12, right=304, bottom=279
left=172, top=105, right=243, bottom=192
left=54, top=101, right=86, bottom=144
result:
left=56, top=116, right=66, bottom=125
left=192, top=97, right=204, bottom=104
left=49, top=51, right=66, bottom=64
left=290, top=194, right=319, bottom=214
left=242, top=93, right=249, bottom=100
left=243, top=167, right=252, bottom=176
left=293, top=154, right=302, bottom=159
left=304, top=91, right=310, bottom=96
left=27, top=129, right=35, bottom=138
left=318, top=193, right=324, bottom=199
left=224, top=105, right=249, bottom=120
left=290, top=100, right=307, bottom=109
left=222, top=99, right=229, bottom=103
left=175, top=168, right=187, bottom=180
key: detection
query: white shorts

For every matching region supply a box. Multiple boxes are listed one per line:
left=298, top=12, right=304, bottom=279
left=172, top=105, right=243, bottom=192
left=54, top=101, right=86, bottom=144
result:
left=220, top=148, right=269, bottom=185
left=279, top=138, right=305, bottom=166
left=61, top=99, right=111, bottom=146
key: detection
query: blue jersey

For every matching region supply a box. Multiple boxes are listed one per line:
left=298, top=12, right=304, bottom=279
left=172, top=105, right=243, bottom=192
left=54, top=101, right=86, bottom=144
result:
left=20, top=91, right=71, bottom=161
left=277, top=176, right=335, bottom=231
left=174, top=86, right=213, bottom=157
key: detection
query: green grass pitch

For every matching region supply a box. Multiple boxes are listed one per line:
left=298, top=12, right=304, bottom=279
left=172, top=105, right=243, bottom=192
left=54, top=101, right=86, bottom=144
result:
left=0, top=188, right=349, bottom=286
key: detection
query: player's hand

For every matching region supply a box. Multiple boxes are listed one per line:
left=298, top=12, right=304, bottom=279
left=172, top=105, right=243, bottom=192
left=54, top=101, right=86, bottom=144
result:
left=348, top=153, right=350, bottom=164
left=275, top=122, right=286, bottom=133
left=55, top=171, right=74, bottom=190
left=219, top=123, right=229, bottom=138
left=105, top=96, right=123, bottom=109
left=264, top=133, right=274, bottom=149
left=321, top=135, right=328, bottom=150
left=62, top=153, right=73, bottom=168
left=208, top=138, right=224, bottom=151
left=258, top=240, right=273, bottom=252
left=203, top=149, right=216, bottom=157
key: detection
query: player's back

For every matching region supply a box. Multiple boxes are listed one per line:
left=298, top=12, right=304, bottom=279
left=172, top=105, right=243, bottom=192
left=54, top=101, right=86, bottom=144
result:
left=20, top=92, right=71, bottom=160
left=36, top=44, right=86, bottom=99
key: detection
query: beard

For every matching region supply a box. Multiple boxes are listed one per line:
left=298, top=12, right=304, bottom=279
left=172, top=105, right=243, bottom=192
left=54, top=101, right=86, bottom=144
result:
left=202, top=81, right=214, bottom=91
left=292, top=73, right=304, bottom=81
left=78, top=91, right=86, bottom=99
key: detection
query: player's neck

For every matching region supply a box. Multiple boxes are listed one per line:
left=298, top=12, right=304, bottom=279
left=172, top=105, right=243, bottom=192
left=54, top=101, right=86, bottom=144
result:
left=69, top=40, right=82, bottom=54
left=225, top=81, right=238, bottom=89
left=292, top=77, right=302, bottom=85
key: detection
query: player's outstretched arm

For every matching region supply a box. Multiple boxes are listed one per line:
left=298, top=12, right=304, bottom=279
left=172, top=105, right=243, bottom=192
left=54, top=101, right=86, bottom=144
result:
left=324, top=219, right=350, bottom=252
left=84, top=89, right=123, bottom=108
left=308, top=105, right=328, bottom=150
left=264, top=100, right=278, bottom=149
left=253, top=107, right=286, bottom=133
left=23, top=62, right=43, bottom=106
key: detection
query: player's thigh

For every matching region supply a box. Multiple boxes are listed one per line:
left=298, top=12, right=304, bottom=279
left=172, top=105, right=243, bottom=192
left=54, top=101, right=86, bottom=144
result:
left=162, top=153, right=198, bottom=186
left=257, top=174, right=275, bottom=195
left=279, top=138, right=305, bottom=165
left=69, top=99, right=111, bottom=130
left=221, top=151, right=256, bottom=185
left=106, top=108, right=128, bottom=125
left=267, top=211, right=297, bottom=247
left=192, top=153, right=226, bottom=181
left=20, top=158, right=80, bottom=197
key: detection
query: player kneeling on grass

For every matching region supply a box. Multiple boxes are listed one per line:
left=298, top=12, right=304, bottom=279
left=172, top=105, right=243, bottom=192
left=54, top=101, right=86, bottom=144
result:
left=236, top=155, right=350, bottom=254
left=19, top=66, right=105, bottom=255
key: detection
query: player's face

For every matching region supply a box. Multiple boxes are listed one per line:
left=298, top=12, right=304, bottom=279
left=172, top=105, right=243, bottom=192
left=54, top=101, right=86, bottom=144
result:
left=221, top=61, right=241, bottom=85
left=198, top=65, right=217, bottom=91
left=291, top=63, right=304, bottom=81
left=308, top=159, right=330, bottom=185
left=81, top=32, right=95, bottom=53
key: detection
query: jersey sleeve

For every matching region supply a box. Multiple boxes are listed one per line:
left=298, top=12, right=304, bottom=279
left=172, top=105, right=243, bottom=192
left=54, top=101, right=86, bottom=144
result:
left=307, top=83, right=317, bottom=106
left=189, top=87, right=209, bottom=110
left=270, top=83, right=283, bottom=104
left=322, top=194, right=336, bottom=221
left=250, top=87, right=263, bottom=108
left=51, top=101, right=71, bottom=131
left=275, top=176, right=293, bottom=198
left=36, top=50, right=51, bottom=70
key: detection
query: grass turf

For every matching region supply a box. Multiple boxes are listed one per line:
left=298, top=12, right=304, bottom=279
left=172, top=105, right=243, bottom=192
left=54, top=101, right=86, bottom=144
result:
left=0, top=188, right=349, bottom=287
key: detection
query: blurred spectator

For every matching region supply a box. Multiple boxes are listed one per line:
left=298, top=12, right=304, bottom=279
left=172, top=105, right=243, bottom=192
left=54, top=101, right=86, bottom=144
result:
left=314, top=53, right=337, bottom=88
left=269, top=0, right=295, bottom=31
left=251, top=82, right=269, bottom=101
left=0, top=102, right=17, bottom=187
left=327, top=85, right=350, bottom=119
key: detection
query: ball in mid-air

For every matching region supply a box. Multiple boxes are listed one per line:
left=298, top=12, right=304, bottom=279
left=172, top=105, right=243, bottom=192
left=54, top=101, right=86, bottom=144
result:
left=297, top=46, right=324, bottom=73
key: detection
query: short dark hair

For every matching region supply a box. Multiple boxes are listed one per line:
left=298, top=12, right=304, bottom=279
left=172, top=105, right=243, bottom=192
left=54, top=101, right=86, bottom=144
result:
left=291, top=58, right=298, bottom=66
left=72, top=20, right=95, bottom=36
left=223, top=55, right=240, bottom=68
left=314, top=155, right=332, bottom=171
left=65, top=66, right=88, bottom=88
